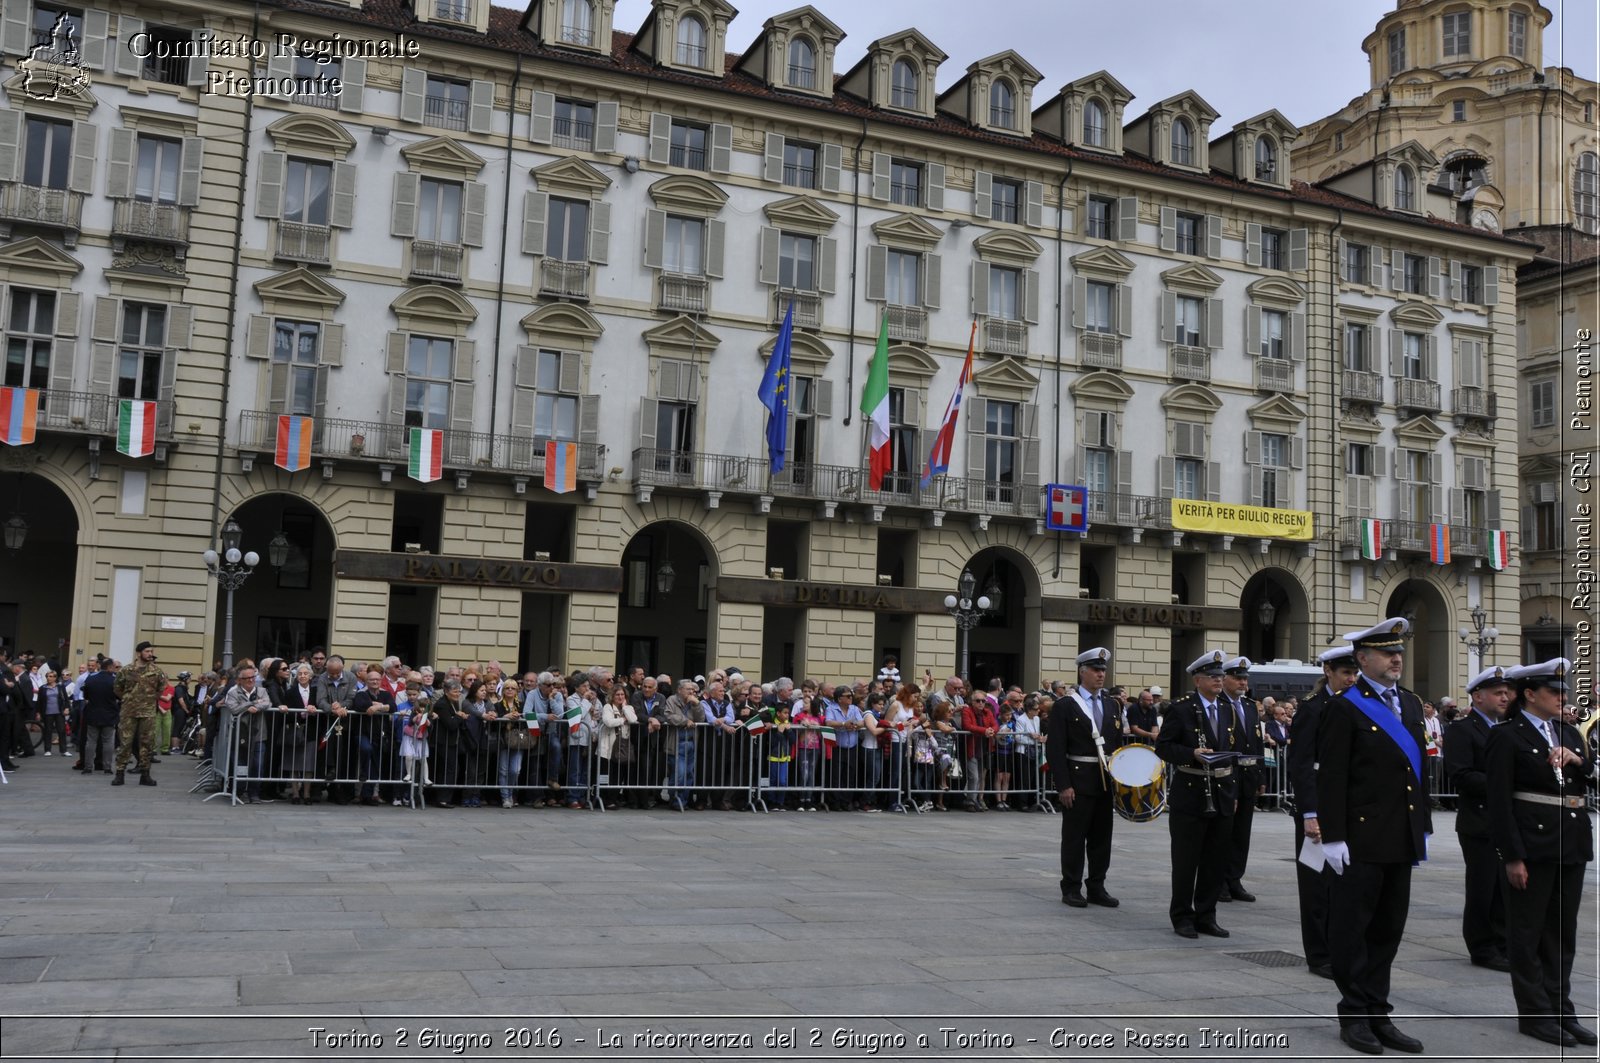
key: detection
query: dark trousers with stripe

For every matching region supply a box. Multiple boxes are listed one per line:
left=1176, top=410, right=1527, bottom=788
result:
left=1459, top=832, right=1506, bottom=963
left=1293, top=814, right=1332, bottom=968
left=1169, top=808, right=1231, bottom=927
left=1329, top=860, right=1411, bottom=1028
left=1506, top=860, right=1584, bottom=1021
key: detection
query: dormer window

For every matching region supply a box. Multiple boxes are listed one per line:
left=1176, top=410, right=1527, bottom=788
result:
left=675, top=15, right=708, bottom=69
left=1171, top=118, right=1194, bottom=167
left=560, top=0, right=595, bottom=46
left=1255, top=136, right=1277, bottom=180
left=891, top=58, right=919, bottom=109
left=1395, top=164, right=1415, bottom=211
left=1084, top=99, right=1107, bottom=147
left=990, top=80, right=1016, bottom=130
left=435, top=0, right=471, bottom=23
left=788, top=37, right=817, bottom=90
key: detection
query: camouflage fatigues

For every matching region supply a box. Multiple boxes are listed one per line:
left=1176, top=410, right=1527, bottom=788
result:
left=113, top=659, right=167, bottom=771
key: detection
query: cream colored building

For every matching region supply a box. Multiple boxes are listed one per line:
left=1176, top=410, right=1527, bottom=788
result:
left=0, top=0, right=1532, bottom=699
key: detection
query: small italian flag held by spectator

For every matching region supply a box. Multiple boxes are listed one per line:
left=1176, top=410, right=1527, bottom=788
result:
left=744, top=708, right=772, bottom=733
left=408, top=427, right=442, bottom=483
left=1038, top=745, right=1049, bottom=773
left=819, top=726, right=837, bottom=754
left=524, top=714, right=541, bottom=736
left=563, top=704, right=585, bottom=733
left=1357, top=518, right=1382, bottom=561
left=1488, top=529, right=1509, bottom=571
left=116, top=399, right=157, bottom=458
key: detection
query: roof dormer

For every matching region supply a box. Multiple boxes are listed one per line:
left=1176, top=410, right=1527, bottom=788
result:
left=733, top=6, right=844, bottom=99
left=527, top=0, right=618, bottom=56
left=413, top=0, right=491, bottom=35
left=837, top=28, right=947, bottom=120
left=1036, top=70, right=1134, bottom=154
left=1124, top=89, right=1219, bottom=172
left=937, top=50, right=1043, bottom=138
left=1210, top=108, right=1299, bottom=189
left=630, top=0, right=738, bottom=78
left=1376, top=139, right=1440, bottom=213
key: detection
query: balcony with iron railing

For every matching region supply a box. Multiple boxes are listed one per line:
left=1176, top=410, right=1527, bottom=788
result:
left=1338, top=517, right=1490, bottom=559
left=538, top=258, right=591, bottom=300
left=1079, top=332, right=1122, bottom=370
left=782, top=163, right=816, bottom=188
left=787, top=64, right=816, bottom=90
left=558, top=23, right=594, bottom=46
left=983, top=318, right=1028, bottom=358
left=669, top=146, right=707, bottom=170
left=435, top=0, right=471, bottom=21
left=1254, top=357, right=1294, bottom=394
left=410, top=240, right=464, bottom=283
left=33, top=389, right=174, bottom=440
left=1396, top=377, right=1442, bottom=413
left=773, top=289, right=822, bottom=329
left=238, top=411, right=604, bottom=480
left=1341, top=369, right=1384, bottom=403
left=424, top=95, right=470, bottom=131
left=112, top=199, right=191, bottom=249
left=1083, top=491, right=1173, bottom=531
left=886, top=304, right=928, bottom=343
left=0, top=184, right=83, bottom=239
left=658, top=273, right=708, bottom=313
left=1452, top=386, right=1496, bottom=419
left=925, top=474, right=1042, bottom=519
left=275, top=221, right=332, bottom=265
left=633, top=448, right=761, bottom=492
left=1169, top=345, right=1211, bottom=382
left=551, top=118, right=594, bottom=151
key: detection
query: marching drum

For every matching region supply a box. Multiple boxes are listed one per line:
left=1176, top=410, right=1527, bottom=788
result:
left=1107, top=743, right=1166, bottom=822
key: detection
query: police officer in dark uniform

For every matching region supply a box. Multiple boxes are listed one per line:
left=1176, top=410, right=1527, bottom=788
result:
left=1219, top=656, right=1262, bottom=903
left=1155, top=649, right=1239, bottom=940
left=1442, top=665, right=1513, bottom=972
left=1287, top=644, right=1358, bottom=979
left=1487, top=658, right=1597, bottom=1048
left=1316, top=618, right=1430, bottom=1056
left=1047, top=647, right=1125, bottom=909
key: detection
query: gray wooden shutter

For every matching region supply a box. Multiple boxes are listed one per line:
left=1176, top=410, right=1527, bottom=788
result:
left=391, top=173, right=420, bottom=237
left=1070, top=277, right=1085, bottom=329
left=1157, top=456, right=1174, bottom=495
left=1390, top=249, right=1404, bottom=291
left=969, top=261, right=990, bottom=317
left=1, top=3, right=30, bottom=55
left=643, top=208, right=666, bottom=269
left=648, top=113, right=671, bottom=165
left=588, top=201, right=610, bottom=264
left=1388, top=329, right=1402, bottom=376
left=68, top=121, right=96, bottom=195
left=817, top=237, right=837, bottom=294
left=1371, top=445, right=1387, bottom=479
left=813, top=379, right=834, bottom=419
left=865, top=245, right=886, bottom=301
left=246, top=315, right=272, bottom=360
left=1205, top=214, right=1222, bottom=258
left=1024, top=181, right=1043, bottom=228
left=267, top=354, right=289, bottom=412
left=1023, top=269, right=1040, bottom=325
left=1483, top=266, right=1499, bottom=305
left=184, top=32, right=208, bottom=87
left=705, top=219, right=726, bottom=278
left=709, top=123, right=733, bottom=173
left=1159, top=206, right=1176, bottom=251
left=529, top=91, right=555, bottom=145
left=449, top=382, right=476, bottom=452
left=558, top=351, right=582, bottom=393
left=1424, top=333, right=1438, bottom=379
left=1116, top=196, right=1138, bottom=242
left=1368, top=245, right=1384, bottom=288
left=1427, top=255, right=1442, bottom=299
left=1159, top=291, right=1176, bottom=343
left=165, top=304, right=193, bottom=350
left=1288, top=228, right=1308, bottom=271
left=637, top=397, right=660, bottom=451
left=157, top=342, right=179, bottom=425
left=1244, top=430, right=1262, bottom=466
left=463, top=182, right=487, bottom=247
left=0, top=110, right=18, bottom=183
left=925, top=163, right=945, bottom=212
left=1288, top=311, right=1306, bottom=361
left=871, top=153, right=890, bottom=201
left=313, top=364, right=331, bottom=429
left=1246, top=306, right=1262, bottom=356
left=1116, top=284, right=1133, bottom=337
left=511, top=346, right=537, bottom=436
left=593, top=102, right=618, bottom=153
left=339, top=58, right=366, bottom=113
left=1486, top=489, right=1501, bottom=529
left=330, top=163, right=356, bottom=228
left=1289, top=436, right=1305, bottom=469
left=763, top=133, right=783, bottom=183
left=922, top=253, right=941, bottom=309
left=1248, top=466, right=1264, bottom=506
left=255, top=152, right=286, bottom=219
left=267, top=46, right=292, bottom=85
left=522, top=191, right=548, bottom=256
left=80, top=10, right=108, bottom=69
left=113, top=18, right=144, bottom=77
left=1245, top=223, right=1262, bottom=266
left=758, top=227, right=779, bottom=286
left=400, top=68, right=426, bottom=124
left=49, top=290, right=79, bottom=394
left=1116, top=449, right=1133, bottom=496
left=966, top=397, right=988, bottom=479
left=320, top=323, right=344, bottom=368
left=1449, top=260, right=1462, bottom=301
left=460, top=56, right=512, bottom=129
left=578, top=394, right=600, bottom=446
left=1205, top=461, right=1222, bottom=502
left=1020, top=404, right=1041, bottom=485
left=177, top=136, right=203, bottom=207
left=972, top=171, right=992, bottom=220
left=106, top=128, right=135, bottom=199
left=821, top=143, right=842, bottom=192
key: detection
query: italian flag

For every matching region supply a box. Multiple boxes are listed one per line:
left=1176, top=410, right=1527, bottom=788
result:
left=408, top=427, right=442, bottom=483
left=524, top=715, right=541, bottom=736
left=1038, top=744, right=1049, bottom=773
left=861, top=312, right=891, bottom=491
left=744, top=708, right=772, bottom=733
left=116, top=399, right=157, bottom=458
left=819, top=726, right=837, bottom=756
left=563, top=703, right=586, bottom=733
left=1357, top=518, right=1382, bottom=561
left=1488, top=529, right=1509, bottom=571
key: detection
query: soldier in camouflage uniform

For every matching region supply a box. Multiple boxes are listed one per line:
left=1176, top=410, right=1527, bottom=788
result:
left=112, top=640, right=167, bottom=786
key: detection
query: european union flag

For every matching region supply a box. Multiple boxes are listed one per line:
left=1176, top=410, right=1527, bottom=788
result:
left=757, top=301, right=795, bottom=474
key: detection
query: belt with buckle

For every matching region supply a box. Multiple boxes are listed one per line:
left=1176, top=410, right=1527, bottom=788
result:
left=1513, top=791, right=1587, bottom=809
left=1065, top=755, right=1101, bottom=764
left=1178, top=765, right=1233, bottom=778
left=1234, top=755, right=1261, bottom=768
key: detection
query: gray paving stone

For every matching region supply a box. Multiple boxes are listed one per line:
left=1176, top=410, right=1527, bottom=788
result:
left=239, top=970, right=474, bottom=1005
left=42, top=950, right=291, bottom=980
left=0, top=955, right=50, bottom=982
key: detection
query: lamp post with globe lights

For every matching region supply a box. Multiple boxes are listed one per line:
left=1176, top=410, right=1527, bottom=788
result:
left=943, top=569, right=992, bottom=684
left=1458, top=603, right=1499, bottom=673
left=202, top=518, right=260, bottom=672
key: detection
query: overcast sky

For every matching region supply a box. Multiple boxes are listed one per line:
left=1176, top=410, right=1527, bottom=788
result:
left=608, top=0, right=1598, bottom=131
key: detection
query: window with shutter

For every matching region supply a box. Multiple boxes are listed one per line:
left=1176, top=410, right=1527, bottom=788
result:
left=270, top=320, right=321, bottom=417
left=403, top=335, right=453, bottom=430
left=1, top=288, right=55, bottom=392
left=115, top=302, right=166, bottom=401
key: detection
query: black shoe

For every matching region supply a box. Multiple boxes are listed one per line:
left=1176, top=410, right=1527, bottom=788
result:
left=1217, top=891, right=1232, bottom=902
left=1087, top=889, right=1120, bottom=908
left=1174, top=923, right=1198, bottom=939
left=1339, top=1025, right=1383, bottom=1055
left=138, top=771, right=156, bottom=787
left=1561, top=1019, right=1598, bottom=1046
left=1519, top=1021, right=1576, bottom=1047
left=1471, top=954, right=1511, bottom=972
left=1228, top=884, right=1257, bottom=902
left=1195, top=921, right=1230, bottom=938
left=111, top=771, right=125, bottom=786
left=1371, top=1022, right=1422, bottom=1053
left=1309, top=963, right=1335, bottom=979
left=1061, top=890, right=1087, bottom=908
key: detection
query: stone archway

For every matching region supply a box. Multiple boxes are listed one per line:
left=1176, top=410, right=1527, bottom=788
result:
left=964, top=544, right=1043, bottom=692
left=217, top=493, right=337, bottom=667
left=617, top=519, right=717, bottom=681
left=0, top=468, right=78, bottom=662
left=1386, top=577, right=1454, bottom=700
left=1240, top=567, right=1311, bottom=663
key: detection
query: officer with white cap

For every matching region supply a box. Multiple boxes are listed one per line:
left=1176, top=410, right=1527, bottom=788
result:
left=1442, top=664, right=1513, bottom=972
left=1287, top=644, right=1359, bottom=979
left=1486, top=658, right=1597, bottom=1048
left=1046, top=647, right=1125, bottom=909
left=1218, top=656, right=1262, bottom=903
left=1317, top=618, right=1430, bottom=1055
left=1155, top=649, right=1240, bottom=939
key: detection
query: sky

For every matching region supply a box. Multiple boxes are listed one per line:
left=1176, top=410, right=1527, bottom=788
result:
left=605, top=0, right=1600, bottom=131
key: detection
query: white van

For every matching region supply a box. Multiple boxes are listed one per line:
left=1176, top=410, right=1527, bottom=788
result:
left=1246, top=660, right=1324, bottom=703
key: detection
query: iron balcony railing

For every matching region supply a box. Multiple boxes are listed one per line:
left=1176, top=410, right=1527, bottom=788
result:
left=983, top=318, right=1028, bottom=358
left=558, top=24, right=595, bottom=46
left=1452, top=386, right=1496, bottom=419
left=1396, top=377, right=1441, bottom=413
left=669, top=145, right=707, bottom=170
left=1079, top=332, right=1122, bottom=370
left=886, top=304, right=928, bottom=343
left=1083, top=491, right=1174, bottom=530
left=0, top=184, right=83, bottom=231
left=551, top=118, right=594, bottom=151
left=1170, top=345, right=1211, bottom=382
left=411, top=240, right=464, bottom=282
left=1341, top=369, right=1384, bottom=403
left=33, top=389, right=174, bottom=439
left=112, top=200, right=190, bottom=246
left=1255, top=358, right=1295, bottom=393
left=1338, top=516, right=1490, bottom=558
left=538, top=258, right=591, bottom=300
left=424, top=95, right=470, bottom=131
left=275, top=221, right=331, bottom=265
left=774, top=289, right=822, bottom=329
left=782, top=163, right=816, bottom=188
left=659, top=273, right=708, bottom=313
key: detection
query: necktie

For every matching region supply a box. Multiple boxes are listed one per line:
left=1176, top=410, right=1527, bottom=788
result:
left=1205, top=701, right=1217, bottom=745
left=1092, top=694, right=1103, bottom=731
left=1544, top=720, right=1557, bottom=748
left=1382, top=688, right=1401, bottom=719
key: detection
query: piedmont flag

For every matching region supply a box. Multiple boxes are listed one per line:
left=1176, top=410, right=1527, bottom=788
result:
left=408, top=427, right=442, bottom=483
left=1488, top=529, right=1510, bottom=571
left=1357, top=518, right=1382, bottom=561
left=116, top=399, right=157, bottom=458
left=1428, top=522, right=1452, bottom=565
left=544, top=440, right=577, bottom=494
left=0, top=387, right=39, bottom=446
left=757, top=301, right=794, bottom=474
left=922, top=322, right=976, bottom=487
left=861, top=313, right=892, bottom=490
left=274, top=415, right=313, bottom=472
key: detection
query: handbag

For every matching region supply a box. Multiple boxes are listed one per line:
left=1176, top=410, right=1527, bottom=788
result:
left=503, top=721, right=534, bottom=751
left=612, top=725, right=635, bottom=765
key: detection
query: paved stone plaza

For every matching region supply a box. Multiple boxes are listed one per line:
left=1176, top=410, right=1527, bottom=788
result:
left=0, top=760, right=1594, bottom=1061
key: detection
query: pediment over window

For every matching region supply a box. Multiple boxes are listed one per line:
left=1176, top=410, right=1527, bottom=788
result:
left=390, top=284, right=477, bottom=332
left=972, top=357, right=1039, bottom=401
left=266, top=113, right=356, bottom=159
left=1160, top=262, right=1223, bottom=295
left=758, top=329, right=832, bottom=368
left=1070, top=246, right=1135, bottom=279
left=1394, top=414, right=1446, bottom=445
left=838, top=28, right=947, bottom=119
left=531, top=156, right=612, bottom=198
left=1246, top=276, right=1307, bottom=307
left=399, top=137, right=488, bottom=179
left=871, top=212, right=943, bottom=249
left=1385, top=139, right=1440, bottom=173
left=938, top=49, right=1044, bottom=137
left=1245, top=394, right=1307, bottom=430
left=1066, top=69, right=1133, bottom=105
left=1160, top=382, right=1222, bottom=416
left=527, top=0, right=617, bottom=56
left=643, top=314, right=721, bottom=360
left=1037, top=70, right=1135, bottom=152
left=763, top=194, right=840, bottom=233
left=2, top=73, right=96, bottom=117
left=521, top=302, right=603, bottom=349
left=120, top=106, right=198, bottom=138
left=0, top=237, right=82, bottom=280
left=647, top=174, right=729, bottom=215
left=631, top=0, right=738, bottom=76
left=973, top=229, right=1044, bottom=265
left=1389, top=300, right=1443, bottom=327
left=253, top=267, right=346, bottom=313
left=887, top=344, right=939, bottom=382
left=1068, top=370, right=1134, bottom=403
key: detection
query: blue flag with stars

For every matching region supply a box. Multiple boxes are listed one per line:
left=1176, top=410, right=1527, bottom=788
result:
left=758, top=301, right=795, bottom=474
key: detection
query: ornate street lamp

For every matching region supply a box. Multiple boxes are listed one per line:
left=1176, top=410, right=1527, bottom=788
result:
left=268, top=530, right=291, bottom=568
left=1457, top=602, right=1499, bottom=668
left=203, top=519, right=260, bottom=672
left=944, top=569, right=993, bottom=683
left=3, top=513, right=27, bottom=551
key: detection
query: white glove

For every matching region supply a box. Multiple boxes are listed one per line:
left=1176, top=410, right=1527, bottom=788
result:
left=1322, top=841, right=1351, bottom=876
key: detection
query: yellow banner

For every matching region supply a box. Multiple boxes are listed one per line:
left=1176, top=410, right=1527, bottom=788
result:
left=1169, top=499, right=1315, bottom=541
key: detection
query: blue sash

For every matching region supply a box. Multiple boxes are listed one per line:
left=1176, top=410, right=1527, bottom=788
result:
left=1348, top=686, right=1423, bottom=785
